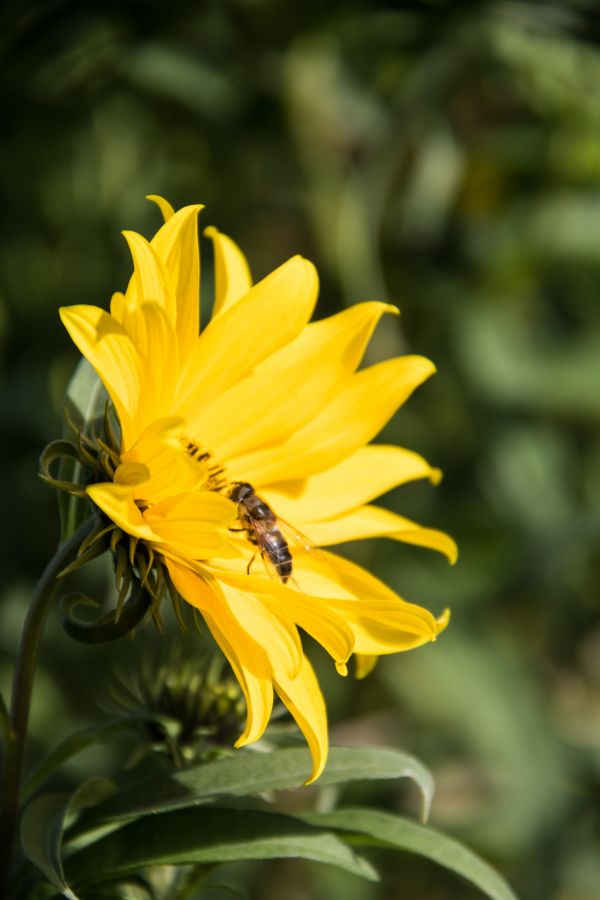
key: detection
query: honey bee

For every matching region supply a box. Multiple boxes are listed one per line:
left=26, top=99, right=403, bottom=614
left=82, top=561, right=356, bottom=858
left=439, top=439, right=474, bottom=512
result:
left=228, top=482, right=293, bottom=583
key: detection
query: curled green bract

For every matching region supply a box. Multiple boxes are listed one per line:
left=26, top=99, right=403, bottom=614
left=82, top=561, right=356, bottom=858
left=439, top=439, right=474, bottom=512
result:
left=39, top=440, right=88, bottom=497
left=60, top=580, right=152, bottom=644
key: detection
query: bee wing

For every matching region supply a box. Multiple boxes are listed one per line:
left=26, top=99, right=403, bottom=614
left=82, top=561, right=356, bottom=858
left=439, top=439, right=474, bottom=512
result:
left=273, top=515, right=318, bottom=555
left=245, top=515, right=289, bottom=582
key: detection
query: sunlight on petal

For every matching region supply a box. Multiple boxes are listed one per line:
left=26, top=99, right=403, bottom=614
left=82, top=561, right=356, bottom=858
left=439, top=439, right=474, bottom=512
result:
left=86, top=482, right=161, bottom=542
left=302, top=504, right=458, bottom=564
left=261, top=444, right=442, bottom=523
left=205, top=225, right=252, bottom=318
left=166, top=560, right=274, bottom=746
left=274, top=655, right=328, bottom=784
left=231, top=355, right=436, bottom=485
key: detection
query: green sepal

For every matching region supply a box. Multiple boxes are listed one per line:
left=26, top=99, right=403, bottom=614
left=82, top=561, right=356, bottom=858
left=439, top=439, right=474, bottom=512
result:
left=39, top=441, right=89, bottom=498
left=60, top=580, right=152, bottom=644
left=59, top=358, right=110, bottom=541
left=58, top=535, right=110, bottom=580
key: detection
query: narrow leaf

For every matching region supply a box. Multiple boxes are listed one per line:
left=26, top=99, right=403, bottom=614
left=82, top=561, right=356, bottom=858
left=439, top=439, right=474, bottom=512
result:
left=71, top=746, right=433, bottom=838
left=64, top=807, right=378, bottom=888
left=21, top=779, right=117, bottom=899
left=20, top=793, right=79, bottom=899
left=306, top=808, right=518, bottom=900
left=23, top=722, right=134, bottom=800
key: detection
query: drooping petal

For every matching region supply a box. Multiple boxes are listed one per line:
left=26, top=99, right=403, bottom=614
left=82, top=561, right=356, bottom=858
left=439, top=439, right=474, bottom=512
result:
left=176, top=255, right=318, bottom=412
left=273, top=654, right=328, bottom=784
left=188, top=301, right=397, bottom=460
left=291, top=551, right=449, bottom=656
left=205, top=226, right=252, bottom=318
left=59, top=305, right=142, bottom=450
left=217, top=579, right=304, bottom=681
left=166, top=560, right=274, bottom=746
left=231, top=355, right=436, bottom=485
left=86, top=482, right=162, bottom=542
left=301, top=504, right=458, bottom=564
left=354, top=654, right=378, bottom=679
left=205, top=565, right=355, bottom=671
left=261, top=444, right=441, bottom=523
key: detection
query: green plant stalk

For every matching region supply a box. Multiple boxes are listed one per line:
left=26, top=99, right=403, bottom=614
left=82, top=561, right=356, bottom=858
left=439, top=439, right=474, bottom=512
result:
left=0, top=518, right=96, bottom=891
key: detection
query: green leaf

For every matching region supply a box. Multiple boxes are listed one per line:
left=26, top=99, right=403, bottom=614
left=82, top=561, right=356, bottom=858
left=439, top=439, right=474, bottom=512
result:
left=195, top=889, right=247, bottom=900
left=0, top=690, right=10, bottom=744
left=178, top=866, right=249, bottom=900
left=306, top=808, right=518, bottom=900
left=23, top=722, right=134, bottom=801
left=21, top=793, right=79, bottom=899
left=64, top=807, right=378, bottom=888
left=59, top=358, right=108, bottom=541
left=21, top=779, right=117, bottom=899
left=71, top=745, right=434, bottom=838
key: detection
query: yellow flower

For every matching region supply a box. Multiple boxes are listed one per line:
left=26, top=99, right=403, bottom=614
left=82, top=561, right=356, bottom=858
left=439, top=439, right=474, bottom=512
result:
left=60, top=196, right=456, bottom=782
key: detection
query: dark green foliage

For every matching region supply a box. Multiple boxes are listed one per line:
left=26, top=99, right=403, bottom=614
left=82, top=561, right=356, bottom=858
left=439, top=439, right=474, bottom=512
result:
left=2, top=1, right=600, bottom=897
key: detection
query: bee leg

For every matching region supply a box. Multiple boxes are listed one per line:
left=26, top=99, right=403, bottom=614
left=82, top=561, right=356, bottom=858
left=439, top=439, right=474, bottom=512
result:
left=228, top=527, right=245, bottom=533
left=246, top=552, right=258, bottom=576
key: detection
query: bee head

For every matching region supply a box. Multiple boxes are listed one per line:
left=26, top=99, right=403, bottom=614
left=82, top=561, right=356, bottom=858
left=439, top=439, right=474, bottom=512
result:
left=228, top=482, right=254, bottom=503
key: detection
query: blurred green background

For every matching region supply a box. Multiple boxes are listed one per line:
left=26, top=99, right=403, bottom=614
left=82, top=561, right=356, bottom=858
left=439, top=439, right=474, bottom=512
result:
left=2, top=1, right=600, bottom=897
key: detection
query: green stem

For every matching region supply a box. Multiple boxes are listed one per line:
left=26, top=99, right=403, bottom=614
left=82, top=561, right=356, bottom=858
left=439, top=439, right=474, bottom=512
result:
left=0, top=518, right=96, bottom=890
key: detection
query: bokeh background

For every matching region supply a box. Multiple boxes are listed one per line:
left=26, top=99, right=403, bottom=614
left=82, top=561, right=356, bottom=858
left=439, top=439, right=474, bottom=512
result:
left=2, top=1, right=600, bottom=898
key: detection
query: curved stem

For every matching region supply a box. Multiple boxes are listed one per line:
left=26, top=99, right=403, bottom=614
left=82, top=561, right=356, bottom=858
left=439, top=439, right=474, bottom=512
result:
left=0, top=518, right=96, bottom=889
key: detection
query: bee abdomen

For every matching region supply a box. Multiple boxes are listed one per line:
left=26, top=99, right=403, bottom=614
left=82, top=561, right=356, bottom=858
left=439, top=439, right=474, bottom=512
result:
left=264, top=529, right=293, bottom=583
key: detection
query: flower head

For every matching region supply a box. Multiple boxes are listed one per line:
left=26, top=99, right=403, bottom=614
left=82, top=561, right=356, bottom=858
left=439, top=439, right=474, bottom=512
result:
left=58, top=196, right=456, bottom=782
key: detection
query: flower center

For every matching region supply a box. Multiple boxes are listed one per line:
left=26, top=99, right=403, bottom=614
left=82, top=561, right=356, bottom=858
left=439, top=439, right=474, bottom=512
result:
left=182, top=438, right=229, bottom=492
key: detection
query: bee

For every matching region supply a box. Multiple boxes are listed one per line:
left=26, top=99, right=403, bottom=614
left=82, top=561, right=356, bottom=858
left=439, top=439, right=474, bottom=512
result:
left=228, top=482, right=293, bottom=583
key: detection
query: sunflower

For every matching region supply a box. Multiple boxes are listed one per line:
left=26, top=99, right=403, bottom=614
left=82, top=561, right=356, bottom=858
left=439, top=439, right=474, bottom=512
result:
left=59, top=196, right=456, bottom=782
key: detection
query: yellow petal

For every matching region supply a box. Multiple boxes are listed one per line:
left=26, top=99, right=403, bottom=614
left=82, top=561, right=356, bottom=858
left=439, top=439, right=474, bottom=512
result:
left=166, top=560, right=273, bottom=746
left=292, top=551, right=448, bottom=656
left=273, top=654, right=328, bottom=784
left=110, top=291, right=126, bottom=320
left=188, top=301, right=397, bottom=461
left=86, top=482, right=162, bottom=542
left=149, top=204, right=203, bottom=358
left=302, top=504, right=458, bottom=564
left=261, top=445, right=441, bottom=524
left=122, top=301, right=180, bottom=431
left=176, top=256, right=318, bottom=412
left=204, top=565, right=354, bottom=669
left=205, top=226, right=252, bottom=318
left=354, top=654, right=378, bottom=679
left=122, top=417, right=207, bottom=501
left=113, top=461, right=149, bottom=486
left=122, top=230, right=176, bottom=325
left=217, top=579, right=304, bottom=680
left=144, top=491, right=237, bottom=559
left=231, top=355, right=436, bottom=485
left=59, top=305, right=142, bottom=450
left=146, top=194, right=175, bottom=222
